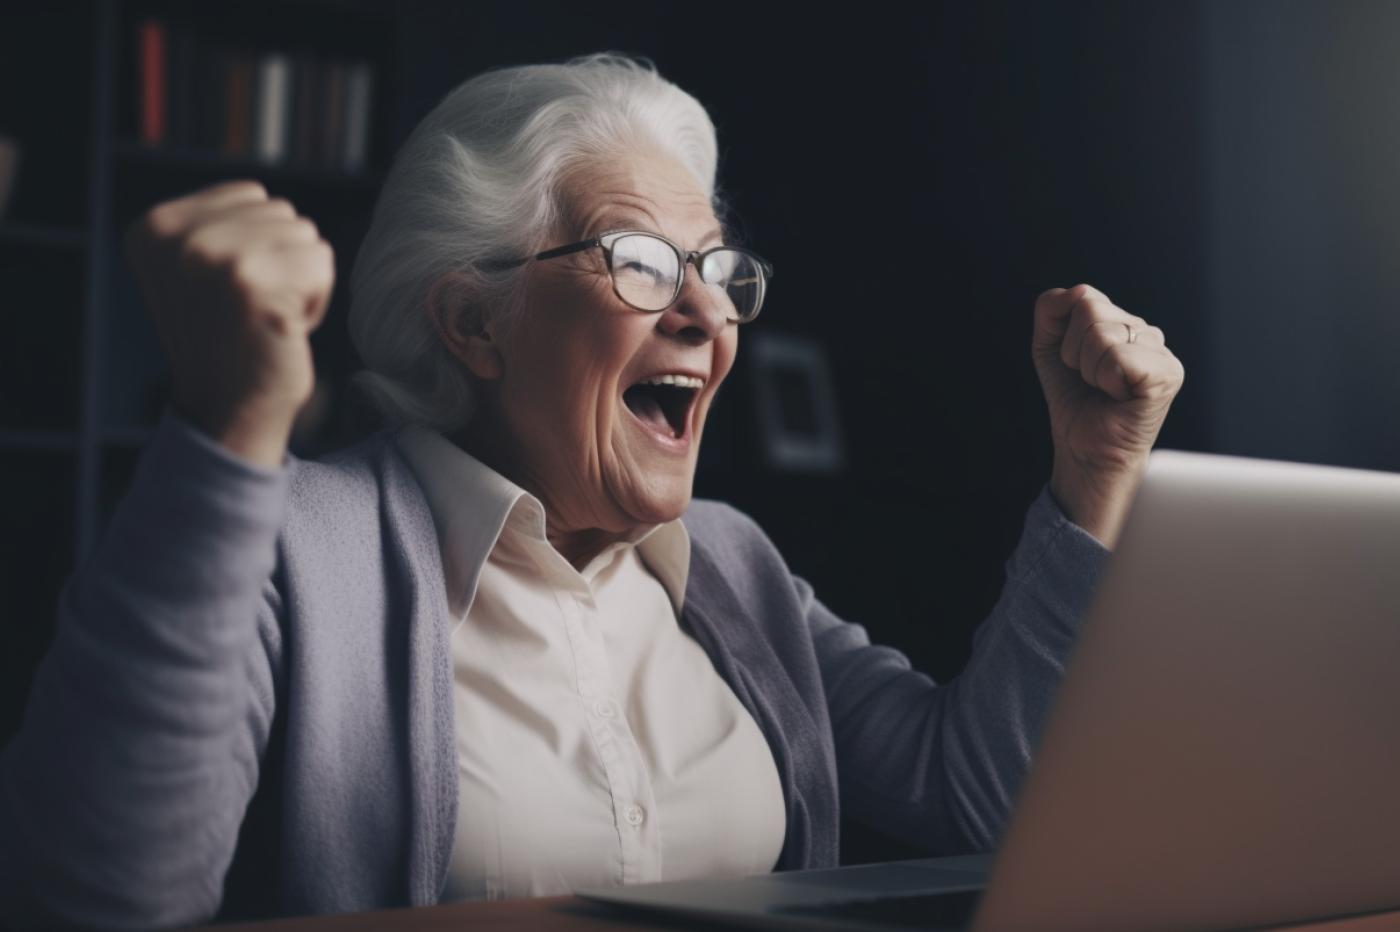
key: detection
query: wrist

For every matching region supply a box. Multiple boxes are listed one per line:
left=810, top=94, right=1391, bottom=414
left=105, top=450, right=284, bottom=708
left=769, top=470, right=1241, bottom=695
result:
left=173, top=397, right=296, bottom=469
left=1049, top=456, right=1146, bottom=550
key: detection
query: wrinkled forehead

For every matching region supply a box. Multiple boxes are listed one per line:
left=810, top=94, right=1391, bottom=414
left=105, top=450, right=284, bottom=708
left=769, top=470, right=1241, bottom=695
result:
left=557, top=151, right=723, bottom=250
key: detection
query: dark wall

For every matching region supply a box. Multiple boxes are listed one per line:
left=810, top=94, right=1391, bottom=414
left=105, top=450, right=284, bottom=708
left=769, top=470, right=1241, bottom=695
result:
left=1204, top=0, right=1400, bottom=472
left=386, top=0, right=1214, bottom=686
left=4, top=0, right=1397, bottom=864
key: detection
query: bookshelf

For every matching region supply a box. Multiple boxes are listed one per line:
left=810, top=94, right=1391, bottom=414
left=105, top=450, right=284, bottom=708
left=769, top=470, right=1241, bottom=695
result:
left=0, top=0, right=400, bottom=740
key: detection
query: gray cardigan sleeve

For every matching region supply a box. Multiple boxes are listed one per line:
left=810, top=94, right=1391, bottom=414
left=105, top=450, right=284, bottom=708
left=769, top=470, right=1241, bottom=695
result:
left=0, top=412, right=289, bottom=931
left=807, top=487, right=1109, bottom=853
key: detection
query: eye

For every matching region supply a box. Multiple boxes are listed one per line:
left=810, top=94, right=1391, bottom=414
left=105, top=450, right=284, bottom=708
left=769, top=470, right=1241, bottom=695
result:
left=619, top=258, right=667, bottom=282
left=613, top=240, right=673, bottom=276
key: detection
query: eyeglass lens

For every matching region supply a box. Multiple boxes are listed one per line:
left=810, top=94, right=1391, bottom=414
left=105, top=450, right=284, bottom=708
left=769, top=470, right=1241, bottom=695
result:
left=610, top=233, right=765, bottom=321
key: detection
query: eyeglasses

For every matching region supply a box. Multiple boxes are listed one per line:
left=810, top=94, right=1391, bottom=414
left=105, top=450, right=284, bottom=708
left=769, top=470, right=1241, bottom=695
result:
left=487, top=229, right=774, bottom=323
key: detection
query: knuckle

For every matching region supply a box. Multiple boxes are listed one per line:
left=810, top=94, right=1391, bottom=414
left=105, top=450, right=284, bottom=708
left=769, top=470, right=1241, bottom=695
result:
left=231, top=179, right=268, bottom=200
left=229, top=252, right=264, bottom=294
left=305, top=244, right=336, bottom=289
left=1068, top=300, right=1100, bottom=330
left=179, top=226, right=214, bottom=262
left=144, top=201, right=183, bottom=238
left=1081, top=320, right=1112, bottom=349
left=1080, top=295, right=1113, bottom=320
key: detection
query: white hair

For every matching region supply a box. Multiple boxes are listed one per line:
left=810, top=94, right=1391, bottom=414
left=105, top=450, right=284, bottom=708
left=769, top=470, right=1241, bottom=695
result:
left=347, top=52, right=725, bottom=431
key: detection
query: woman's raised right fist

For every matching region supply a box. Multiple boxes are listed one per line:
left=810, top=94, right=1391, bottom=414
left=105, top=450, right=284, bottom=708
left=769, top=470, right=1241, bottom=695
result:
left=125, top=180, right=335, bottom=467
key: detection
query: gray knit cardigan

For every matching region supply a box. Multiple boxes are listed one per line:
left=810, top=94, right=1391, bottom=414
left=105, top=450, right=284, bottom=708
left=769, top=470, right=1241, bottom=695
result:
left=0, top=412, right=1107, bottom=930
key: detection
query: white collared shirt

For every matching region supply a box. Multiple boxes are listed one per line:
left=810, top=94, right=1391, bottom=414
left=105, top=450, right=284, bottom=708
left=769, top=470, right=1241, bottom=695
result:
left=394, top=426, right=786, bottom=902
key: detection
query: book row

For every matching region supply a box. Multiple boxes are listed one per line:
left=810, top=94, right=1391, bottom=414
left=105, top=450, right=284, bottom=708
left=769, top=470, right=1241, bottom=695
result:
left=136, top=19, right=375, bottom=175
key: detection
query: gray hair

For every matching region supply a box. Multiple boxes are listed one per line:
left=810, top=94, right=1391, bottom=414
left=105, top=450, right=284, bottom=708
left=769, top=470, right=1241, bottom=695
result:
left=347, top=52, right=724, bottom=432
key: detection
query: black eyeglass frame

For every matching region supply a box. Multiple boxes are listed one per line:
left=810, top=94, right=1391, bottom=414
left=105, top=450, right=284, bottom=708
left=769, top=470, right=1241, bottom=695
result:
left=485, top=229, right=775, bottom=323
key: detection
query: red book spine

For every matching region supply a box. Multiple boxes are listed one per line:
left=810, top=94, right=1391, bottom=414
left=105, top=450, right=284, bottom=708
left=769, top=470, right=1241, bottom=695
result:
left=224, top=54, right=253, bottom=158
left=138, top=19, right=167, bottom=145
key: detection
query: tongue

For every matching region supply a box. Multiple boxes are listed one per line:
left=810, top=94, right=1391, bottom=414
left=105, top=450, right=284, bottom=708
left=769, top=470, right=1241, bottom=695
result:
left=624, top=388, right=674, bottom=436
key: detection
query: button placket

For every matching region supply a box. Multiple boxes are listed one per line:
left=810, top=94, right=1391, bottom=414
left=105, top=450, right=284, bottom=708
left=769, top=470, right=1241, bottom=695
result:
left=556, top=584, right=662, bottom=883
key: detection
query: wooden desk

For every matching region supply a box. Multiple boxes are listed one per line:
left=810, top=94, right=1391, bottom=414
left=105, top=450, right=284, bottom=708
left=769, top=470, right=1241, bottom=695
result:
left=214, top=897, right=693, bottom=931
left=212, top=897, right=1400, bottom=931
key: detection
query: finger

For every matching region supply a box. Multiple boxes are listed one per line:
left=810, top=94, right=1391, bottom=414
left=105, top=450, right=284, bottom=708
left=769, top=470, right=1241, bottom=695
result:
left=199, top=196, right=298, bottom=226
left=1078, top=316, right=1154, bottom=383
left=1060, top=291, right=1135, bottom=372
left=1032, top=282, right=1112, bottom=359
left=1031, top=286, right=1076, bottom=356
left=185, top=204, right=309, bottom=251
left=244, top=239, right=336, bottom=330
left=242, top=214, right=321, bottom=248
left=1093, top=341, right=1185, bottom=402
left=301, top=241, right=336, bottom=330
left=145, top=180, right=270, bottom=239
left=184, top=215, right=322, bottom=261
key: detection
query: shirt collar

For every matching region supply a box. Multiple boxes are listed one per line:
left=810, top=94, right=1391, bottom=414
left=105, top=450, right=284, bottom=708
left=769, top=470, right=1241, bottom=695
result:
left=393, top=424, right=690, bottom=619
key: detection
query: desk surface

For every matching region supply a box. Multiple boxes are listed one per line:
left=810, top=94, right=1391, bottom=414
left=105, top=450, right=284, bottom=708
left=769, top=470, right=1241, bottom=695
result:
left=212, top=896, right=1400, bottom=931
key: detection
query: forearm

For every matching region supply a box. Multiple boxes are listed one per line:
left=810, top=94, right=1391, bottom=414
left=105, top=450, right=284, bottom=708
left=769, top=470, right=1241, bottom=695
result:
left=818, top=486, right=1107, bottom=855
left=0, top=412, right=288, bottom=930
left=938, top=485, right=1108, bottom=847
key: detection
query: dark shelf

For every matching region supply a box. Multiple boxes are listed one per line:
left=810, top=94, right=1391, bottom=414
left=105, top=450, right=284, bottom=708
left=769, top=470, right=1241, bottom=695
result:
left=0, top=245, right=86, bottom=431
left=0, top=430, right=79, bottom=452
left=112, top=139, right=383, bottom=191
left=101, top=425, right=154, bottom=447
left=0, top=224, right=88, bottom=250
left=1, top=447, right=76, bottom=743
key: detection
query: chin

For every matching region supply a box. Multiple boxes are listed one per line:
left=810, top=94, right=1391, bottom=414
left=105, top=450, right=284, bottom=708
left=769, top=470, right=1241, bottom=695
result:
left=624, top=474, right=695, bottom=527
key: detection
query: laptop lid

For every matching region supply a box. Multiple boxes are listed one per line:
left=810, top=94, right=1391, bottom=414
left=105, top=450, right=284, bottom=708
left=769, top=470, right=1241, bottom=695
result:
left=976, top=450, right=1400, bottom=931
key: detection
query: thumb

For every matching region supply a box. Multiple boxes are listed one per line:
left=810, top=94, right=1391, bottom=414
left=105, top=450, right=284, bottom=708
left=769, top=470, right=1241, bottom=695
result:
left=1030, top=285, right=1083, bottom=360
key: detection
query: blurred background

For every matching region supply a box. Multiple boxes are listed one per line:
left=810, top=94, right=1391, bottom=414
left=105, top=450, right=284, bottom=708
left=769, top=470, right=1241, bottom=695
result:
left=1, top=0, right=1396, bottom=861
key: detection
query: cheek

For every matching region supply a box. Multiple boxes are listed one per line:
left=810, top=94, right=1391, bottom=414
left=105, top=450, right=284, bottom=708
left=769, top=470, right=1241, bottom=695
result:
left=692, top=330, right=739, bottom=428
left=707, top=330, right=739, bottom=398
left=512, top=333, right=638, bottom=452
left=717, top=330, right=739, bottom=381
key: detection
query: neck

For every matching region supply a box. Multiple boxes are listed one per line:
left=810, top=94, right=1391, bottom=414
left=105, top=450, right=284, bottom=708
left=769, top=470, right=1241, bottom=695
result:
left=446, top=415, right=636, bottom=573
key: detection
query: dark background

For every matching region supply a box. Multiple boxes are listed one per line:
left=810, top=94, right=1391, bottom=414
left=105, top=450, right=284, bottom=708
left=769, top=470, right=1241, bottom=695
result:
left=2, top=0, right=1397, bottom=864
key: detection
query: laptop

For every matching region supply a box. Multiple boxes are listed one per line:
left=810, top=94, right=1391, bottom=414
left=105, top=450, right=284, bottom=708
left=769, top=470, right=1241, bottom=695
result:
left=578, top=449, right=1400, bottom=931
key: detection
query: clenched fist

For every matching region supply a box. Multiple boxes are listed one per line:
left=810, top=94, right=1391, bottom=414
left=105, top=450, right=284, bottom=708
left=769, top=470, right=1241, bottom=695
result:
left=125, top=180, right=335, bottom=467
left=1031, top=283, right=1185, bottom=548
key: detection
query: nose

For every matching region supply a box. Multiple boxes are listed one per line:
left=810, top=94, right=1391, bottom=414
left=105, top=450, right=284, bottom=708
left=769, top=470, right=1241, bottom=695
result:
left=656, top=255, right=730, bottom=343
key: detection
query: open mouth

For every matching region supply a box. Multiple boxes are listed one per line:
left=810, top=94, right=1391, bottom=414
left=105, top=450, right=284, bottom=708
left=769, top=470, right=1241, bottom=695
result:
left=622, top=374, right=703, bottom=441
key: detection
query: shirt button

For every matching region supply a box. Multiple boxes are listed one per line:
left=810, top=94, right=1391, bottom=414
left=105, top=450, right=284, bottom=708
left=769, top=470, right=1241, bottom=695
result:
left=624, top=804, right=645, bottom=827
left=593, top=699, right=617, bottom=719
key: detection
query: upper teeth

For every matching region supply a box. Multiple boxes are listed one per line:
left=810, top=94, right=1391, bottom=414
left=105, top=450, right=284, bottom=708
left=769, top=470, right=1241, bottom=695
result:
left=638, top=374, right=704, bottom=389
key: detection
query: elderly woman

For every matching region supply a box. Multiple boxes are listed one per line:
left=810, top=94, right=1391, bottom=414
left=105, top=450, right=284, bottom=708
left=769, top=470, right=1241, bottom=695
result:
left=0, top=54, right=1182, bottom=929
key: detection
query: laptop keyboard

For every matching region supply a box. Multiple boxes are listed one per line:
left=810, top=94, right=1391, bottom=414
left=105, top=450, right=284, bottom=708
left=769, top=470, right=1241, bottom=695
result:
left=777, top=889, right=984, bottom=930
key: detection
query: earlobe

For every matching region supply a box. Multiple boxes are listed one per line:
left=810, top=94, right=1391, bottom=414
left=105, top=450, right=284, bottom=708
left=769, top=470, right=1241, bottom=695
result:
left=425, top=272, right=504, bottom=381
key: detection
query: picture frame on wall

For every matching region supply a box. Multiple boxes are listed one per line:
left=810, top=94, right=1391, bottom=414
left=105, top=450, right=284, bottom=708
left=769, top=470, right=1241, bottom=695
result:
left=747, top=331, right=846, bottom=475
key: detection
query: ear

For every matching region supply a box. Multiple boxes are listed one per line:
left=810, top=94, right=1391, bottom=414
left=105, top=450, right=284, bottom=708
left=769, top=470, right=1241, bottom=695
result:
left=425, top=271, right=504, bottom=381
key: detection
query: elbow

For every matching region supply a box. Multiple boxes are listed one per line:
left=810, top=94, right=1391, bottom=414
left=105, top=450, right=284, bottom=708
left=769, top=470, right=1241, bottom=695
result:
left=1, top=790, right=224, bottom=932
left=2, top=860, right=224, bottom=932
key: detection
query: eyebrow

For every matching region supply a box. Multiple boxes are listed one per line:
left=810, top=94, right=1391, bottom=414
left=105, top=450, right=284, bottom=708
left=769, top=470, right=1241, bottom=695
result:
left=593, top=217, right=725, bottom=249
